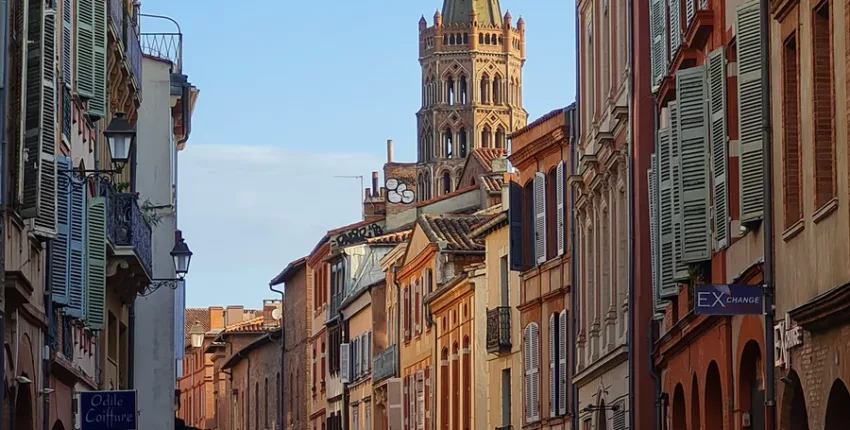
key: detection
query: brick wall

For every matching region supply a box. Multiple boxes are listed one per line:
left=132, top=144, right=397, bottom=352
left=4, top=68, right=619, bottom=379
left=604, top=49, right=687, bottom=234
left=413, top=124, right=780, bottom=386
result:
left=384, top=163, right=418, bottom=217
left=229, top=338, right=282, bottom=430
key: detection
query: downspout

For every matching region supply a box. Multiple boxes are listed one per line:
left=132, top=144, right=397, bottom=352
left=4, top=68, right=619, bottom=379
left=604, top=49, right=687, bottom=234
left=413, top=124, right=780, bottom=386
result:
left=569, top=105, right=579, bottom=430
left=339, top=309, right=349, bottom=429
left=177, top=81, right=192, bottom=145
left=649, top=316, right=661, bottom=430
left=626, top=0, right=637, bottom=426
left=268, top=282, right=284, bottom=428
left=425, top=290, right=436, bottom=430
left=0, top=0, right=11, bottom=425
left=44, top=246, right=53, bottom=430
left=392, top=266, right=401, bottom=369
left=128, top=304, right=135, bottom=389
left=759, top=0, right=775, bottom=423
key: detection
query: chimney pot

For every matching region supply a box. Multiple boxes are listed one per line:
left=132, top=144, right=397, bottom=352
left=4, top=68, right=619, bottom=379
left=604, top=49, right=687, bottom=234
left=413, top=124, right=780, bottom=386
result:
left=372, top=171, right=379, bottom=195
left=365, top=188, right=372, bottom=199
left=387, top=140, right=394, bottom=163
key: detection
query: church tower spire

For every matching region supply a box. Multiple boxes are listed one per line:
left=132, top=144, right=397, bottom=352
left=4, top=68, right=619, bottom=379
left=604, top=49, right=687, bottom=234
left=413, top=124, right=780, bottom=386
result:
left=414, top=0, right=527, bottom=202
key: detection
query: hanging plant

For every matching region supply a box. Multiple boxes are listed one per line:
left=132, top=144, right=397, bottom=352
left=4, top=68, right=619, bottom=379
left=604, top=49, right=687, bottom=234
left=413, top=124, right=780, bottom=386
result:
left=114, top=181, right=131, bottom=193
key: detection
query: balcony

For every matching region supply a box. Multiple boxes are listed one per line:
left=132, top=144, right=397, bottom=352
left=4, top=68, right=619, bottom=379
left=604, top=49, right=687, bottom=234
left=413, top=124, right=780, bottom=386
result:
left=487, top=307, right=512, bottom=354
left=102, top=185, right=153, bottom=288
left=141, top=15, right=183, bottom=73
left=107, top=0, right=142, bottom=100
left=373, top=345, right=397, bottom=383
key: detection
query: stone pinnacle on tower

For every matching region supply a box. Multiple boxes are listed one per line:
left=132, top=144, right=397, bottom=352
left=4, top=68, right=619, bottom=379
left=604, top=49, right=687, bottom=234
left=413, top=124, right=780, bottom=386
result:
left=441, top=0, right=502, bottom=26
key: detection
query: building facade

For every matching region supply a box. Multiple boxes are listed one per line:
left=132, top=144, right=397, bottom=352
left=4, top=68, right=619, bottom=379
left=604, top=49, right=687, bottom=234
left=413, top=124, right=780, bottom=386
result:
left=307, top=237, right=330, bottom=430
left=415, top=0, right=527, bottom=200
left=273, top=257, right=310, bottom=430
left=220, top=329, right=283, bottom=430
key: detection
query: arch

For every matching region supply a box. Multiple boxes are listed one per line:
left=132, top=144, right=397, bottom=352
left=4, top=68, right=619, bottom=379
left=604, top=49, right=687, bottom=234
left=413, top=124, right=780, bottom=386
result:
left=479, top=33, right=484, bottom=44
left=459, top=75, right=468, bottom=104
left=493, top=74, right=503, bottom=104
left=779, top=370, right=809, bottom=430
left=485, top=34, right=491, bottom=44
left=705, top=361, right=724, bottom=430
left=480, top=74, right=490, bottom=104
left=452, top=341, right=460, bottom=429
left=444, top=128, right=453, bottom=158
left=424, top=174, right=431, bottom=201
left=824, top=379, right=850, bottom=430
left=738, top=340, right=763, bottom=430
left=449, top=33, right=455, bottom=45
left=672, top=383, right=686, bottom=430
left=15, top=379, right=33, bottom=430
left=447, top=76, right=455, bottom=105
left=442, top=171, right=452, bottom=195
left=691, top=374, right=701, bottom=430
left=481, top=126, right=492, bottom=148
left=495, top=127, right=506, bottom=149
left=458, top=128, right=468, bottom=158
left=498, top=35, right=503, bottom=45
left=463, top=33, right=468, bottom=44
left=443, top=34, right=448, bottom=45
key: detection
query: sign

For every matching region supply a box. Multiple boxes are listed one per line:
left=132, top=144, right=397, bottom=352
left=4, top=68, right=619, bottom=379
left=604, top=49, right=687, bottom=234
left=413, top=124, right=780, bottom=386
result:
left=80, top=390, right=137, bottom=430
left=694, top=284, right=763, bottom=315
left=330, top=221, right=386, bottom=250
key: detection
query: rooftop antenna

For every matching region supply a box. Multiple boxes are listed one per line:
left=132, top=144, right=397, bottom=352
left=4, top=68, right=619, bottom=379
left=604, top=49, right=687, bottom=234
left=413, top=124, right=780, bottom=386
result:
left=333, top=175, right=365, bottom=219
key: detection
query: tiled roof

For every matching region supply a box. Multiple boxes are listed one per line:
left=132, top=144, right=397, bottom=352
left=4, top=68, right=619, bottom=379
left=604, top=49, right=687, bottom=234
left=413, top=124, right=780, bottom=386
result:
left=509, top=103, right=576, bottom=140
left=328, top=217, right=386, bottom=235
left=471, top=148, right=507, bottom=172
left=269, top=256, right=307, bottom=286
left=415, top=184, right=478, bottom=208
left=366, top=230, right=411, bottom=244
left=224, top=316, right=275, bottom=333
left=184, top=308, right=210, bottom=343
left=418, top=214, right=495, bottom=251
left=479, top=174, right=503, bottom=192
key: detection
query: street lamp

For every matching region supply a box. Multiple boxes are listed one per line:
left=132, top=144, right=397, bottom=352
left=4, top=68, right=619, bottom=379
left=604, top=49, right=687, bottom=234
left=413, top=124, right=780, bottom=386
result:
left=60, top=112, right=137, bottom=188
left=140, top=231, right=194, bottom=296
left=189, top=321, right=205, bottom=349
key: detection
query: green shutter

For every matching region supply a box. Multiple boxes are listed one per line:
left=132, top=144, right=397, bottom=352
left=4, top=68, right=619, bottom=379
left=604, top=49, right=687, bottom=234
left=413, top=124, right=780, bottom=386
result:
left=62, top=0, right=72, bottom=87
left=650, top=0, right=668, bottom=87
left=708, top=48, right=730, bottom=249
left=736, top=0, right=764, bottom=223
left=676, top=66, right=711, bottom=263
left=88, top=0, right=106, bottom=118
left=86, top=196, right=107, bottom=330
left=76, top=0, right=94, bottom=99
left=67, top=177, right=86, bottom=318
left=658, top=124, right=677, bottom=299
left=669, top=0, right=681, bottom=58
left=50, top=156, right=73, bottom=306
left=669, top=101, right=688, bottom=280
left=648, top=154, right=663, bottom=312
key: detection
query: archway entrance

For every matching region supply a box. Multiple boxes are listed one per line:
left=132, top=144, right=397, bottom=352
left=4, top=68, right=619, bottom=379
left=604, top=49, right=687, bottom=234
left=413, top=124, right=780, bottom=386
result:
left=705, top=362, right=724, bottom=430
left=691, top=375, right=700, bottom=430
left=738, top=341, right=763, bottom=430
left=672, top=383, right=686, bottom=430
left=15, top=381, right=33, bottom=430
left=824, top=379, right=850, bottom=430
left=779, top=370, right=808, bottom=430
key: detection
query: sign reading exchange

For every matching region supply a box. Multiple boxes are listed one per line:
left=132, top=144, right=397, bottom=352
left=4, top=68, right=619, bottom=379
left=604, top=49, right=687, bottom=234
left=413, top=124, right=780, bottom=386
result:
left=694, top=284, right=763, bottom=316
left=80, top=390, right=137, bottom=430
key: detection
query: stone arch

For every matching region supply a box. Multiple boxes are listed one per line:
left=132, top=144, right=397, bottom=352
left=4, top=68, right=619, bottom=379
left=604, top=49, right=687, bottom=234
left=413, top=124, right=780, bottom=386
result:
left=779, top=369, right=809, bottom=430
left=737, top=340, right=763, bottom=430
left=672, top=383, right=686, bottom=430
left=824, top=379, right=850, bottom=430
left=691, top=373, right=700, bottom=430
left=705, top=361, right=723, bottom=430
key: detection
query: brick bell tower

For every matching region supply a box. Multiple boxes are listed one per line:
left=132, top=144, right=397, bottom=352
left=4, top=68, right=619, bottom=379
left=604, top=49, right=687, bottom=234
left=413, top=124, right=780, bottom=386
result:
left=415, top=0, right=528, bottom=202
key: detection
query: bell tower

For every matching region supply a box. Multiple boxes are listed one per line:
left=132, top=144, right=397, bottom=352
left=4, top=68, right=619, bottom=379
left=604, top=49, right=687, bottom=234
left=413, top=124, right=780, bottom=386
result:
left=415, top=0, right=527, bottom=202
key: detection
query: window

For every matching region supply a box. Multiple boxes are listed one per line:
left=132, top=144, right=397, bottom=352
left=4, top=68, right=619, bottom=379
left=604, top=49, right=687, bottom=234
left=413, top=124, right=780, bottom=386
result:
left=444, top=129, right=453, bottom=158
left=502, top=369, right=512, bottom=426
left=440, top=349, right=450, bottom=428
left=523, top=180, right=535, bottom=268
left=352, top=406, right=360, bottom=430
left=500, top=255, right=509, bottom=306
left=493, top=75, right=503, bottom=104
left=811, top=0, right=835, bottom=209
left=442, top=172, right=452, bottom=195
left=459, top=76, right=468, bottom=104
left=480, top=74, right=490, bottom=103
left=264, top=378, right=269, bottom=428
left=320, top=342, right=326, bottom=388
left=365, top=403, right=371, bottom=430
left=312, top=345, right=317, bottom=392
left=329, top=327, right=341, bottom=373
left=452, top=343, right=460, bottom=430
left=524, top=322, right=540, bottom=423
left=458, top=128, right=468, bottom=158
left=547, top=168, right=558, bottom=259
left=462, top=337, right=470, bottom=430
left=481, top=127, right=492, bottom=148
left=781, top=24, right=801, bottom=229
left=447, top=76, right=455, bottom=105
left=495, top=128, right=505, bottom=149
left=414, top=279, right=422, bottom=335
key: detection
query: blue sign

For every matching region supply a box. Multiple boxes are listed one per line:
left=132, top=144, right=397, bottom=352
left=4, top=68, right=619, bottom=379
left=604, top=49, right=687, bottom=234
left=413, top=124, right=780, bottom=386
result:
left=694, top=284, right=763, bottom=315
left=80, top=390, right=137, bottom=430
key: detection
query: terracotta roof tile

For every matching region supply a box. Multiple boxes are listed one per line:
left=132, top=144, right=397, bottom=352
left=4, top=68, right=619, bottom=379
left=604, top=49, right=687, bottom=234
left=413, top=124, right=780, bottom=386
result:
left=366, top=230, right=411, bottom=244
left=415, top=184, right=478, bottom=208
left=479, top=174, right=503, bottom=192
left=471, top=148, right=507, bottom=172
left=224, top=316, right=276, bottom=333
left=184, top=308, right=210, bottom=343
left=418, top=214, right=496, bottom=251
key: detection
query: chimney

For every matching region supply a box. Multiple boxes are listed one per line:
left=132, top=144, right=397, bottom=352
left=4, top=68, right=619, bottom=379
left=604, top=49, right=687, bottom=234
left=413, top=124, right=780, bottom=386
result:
left=372, top=172, right=379, bottom=196
left=387, top=139, right=394, bottom=163
left=262, top=300, right=280, bottom=324
left=225, top=305, right=244, bottom=327
left=365, top=188, right=372, bottom=199
left=209, top=307, right=225, bottom=330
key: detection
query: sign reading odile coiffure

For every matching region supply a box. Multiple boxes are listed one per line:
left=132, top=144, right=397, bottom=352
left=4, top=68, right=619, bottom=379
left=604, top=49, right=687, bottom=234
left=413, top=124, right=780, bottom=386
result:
left=79, top=390, right=138, bottom=430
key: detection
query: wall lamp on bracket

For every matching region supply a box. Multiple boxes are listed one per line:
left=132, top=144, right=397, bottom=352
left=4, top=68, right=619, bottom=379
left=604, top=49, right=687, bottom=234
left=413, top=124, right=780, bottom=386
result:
left=59, top=112, right=136, bottom=190
left=581, top=404, right=620, bottom=413
left=139, top=232, right=193, bottom=297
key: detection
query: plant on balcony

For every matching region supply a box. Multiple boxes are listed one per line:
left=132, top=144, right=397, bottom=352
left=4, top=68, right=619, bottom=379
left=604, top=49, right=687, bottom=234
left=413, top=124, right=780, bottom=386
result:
left=140, top=199, right=163, bottom=228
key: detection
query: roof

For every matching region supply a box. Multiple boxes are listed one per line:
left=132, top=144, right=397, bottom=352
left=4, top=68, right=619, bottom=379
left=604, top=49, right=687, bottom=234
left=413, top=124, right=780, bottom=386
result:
left=418, top=214, right=495, bottom=251
left=328, top=217, right=385, bottom=236
left=479, top=174, right=503, bottom=193
left=470, top=212, right=508, bottom=238
left=184, top=308, right=210, bottom=344
left=509, top=103, right=576, bottom=140
left=471, top=148, right=507, bottom=171
left=223, top=316, right=272, bottom=333
left=366, top=230, right=412, bottom=245
left=221, top=328, right=282, bottom=370
left=441, top=0, right=502, bottom=26
left=415, top=184, right=478, bottom=208
left=269, top=256, right=307, bottom=286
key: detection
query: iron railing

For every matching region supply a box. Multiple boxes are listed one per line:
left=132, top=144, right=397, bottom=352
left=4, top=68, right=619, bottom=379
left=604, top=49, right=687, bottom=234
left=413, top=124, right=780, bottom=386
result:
left=102, top=184, right=153, bottom=276
left=486, top=307, right=512, bottom=353
left=140, top=14, right=182, bottom=73
left=373, top=345, right=397, bottom=383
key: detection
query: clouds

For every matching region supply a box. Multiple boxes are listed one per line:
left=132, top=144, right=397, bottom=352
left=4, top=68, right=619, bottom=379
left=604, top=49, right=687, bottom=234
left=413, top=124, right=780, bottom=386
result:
left=177, top=143, right=382, bottom=307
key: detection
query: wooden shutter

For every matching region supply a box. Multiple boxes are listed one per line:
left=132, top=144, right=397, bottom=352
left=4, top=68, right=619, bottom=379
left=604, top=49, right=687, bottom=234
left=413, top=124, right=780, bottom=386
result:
left=340, top=343, right=350, bottom=383
left=669, top=101, right=684, bottom=279
left=676, top=66, right=711, bottom=263
left=508, top=181, right=525, bottom=270
left=75, top=0, right=94, bottom=98
left=415, top=279, right=421, bottom=335
left=736, top=0, right=764, bottom=223
left=408, top=375, right=415, bottom=430
left=354, top=337, right=361, bottom=378
left=91, top=0, right=106, bottom=117
left=534, top=172, right=547, bottom=265
left=686, top=0, right=695, bottom=28
left=530, top=323, right=540, bottom=422
left=403, top=287, right=410, bottom=341
left=366, top=332, right=372, bottom=373
left=22, top=4, right=58, bottom=241
left=558, top=310, right=568, bottom=416
left=658, top=122, right=677, bottom=299
left=650, top=0, right=668, bottom=86
left=62, top=0, right=72, bottom=87
left=524, top=326, right=532, bottom=423
left=67, top=177, right=86, bottom=318
left=669, top=0, right=681, bottom=58
left=388, top=378, right=404, bottom=430
left=648, top=155, right=663, bottom=312
left=50, top=156, right=72, bottom=306
left=556, top=161, right=565, bottom=256
left=424, top=367, right=431, bottom=430
left=86, top=196, right=107, bottom=329
left=416, top=371, right=425, bottom=430
left=549, top=314, right=556, bottom=417
left=708, top=48, right=730, bottom=250
left=403, top=376, right=409, bottom=430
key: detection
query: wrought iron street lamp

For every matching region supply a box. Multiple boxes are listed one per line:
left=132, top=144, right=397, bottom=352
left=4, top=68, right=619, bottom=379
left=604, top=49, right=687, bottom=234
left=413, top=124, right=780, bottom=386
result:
left=189, top=321, right=205, bottom=349
left=60, top=112, right=137, bottom=188
left=140, top=232, right=194, bottom=296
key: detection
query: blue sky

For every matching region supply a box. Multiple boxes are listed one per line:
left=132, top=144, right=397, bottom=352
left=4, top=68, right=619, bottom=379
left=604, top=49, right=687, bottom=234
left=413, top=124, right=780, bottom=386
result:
left=142, top=0, right=577, bottom=308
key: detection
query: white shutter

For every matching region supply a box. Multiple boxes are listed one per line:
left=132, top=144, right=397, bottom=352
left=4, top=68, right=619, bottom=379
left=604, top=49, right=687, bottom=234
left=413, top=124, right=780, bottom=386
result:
left=558, top=310, right=568, bottom=416
left=549, top=314, right=556, bottom=417
left=408, top=375, right=415, bottom=430
left=669, top=101, right=685, bottom=280
left=416, top=371, right=425, bottom=430
left=524, top=326, right=533, bottom=423
left=648, top=155, right=663, bottom=312
left=534, top=172, right=547, bottom=264
left=669, top=0, right=681, bottom=58
left=557, top=161, right=565, bottom=255
left=388, top=378, right=404, bottom=430
left=736, top=0, right=764, bottom=223
left=658, top=121, right=677, bottom=299
left=530, top=323, right=541, bottom=422
left=340, top=343, right=350, bottom=383
left=708, top=48, right=730, bottom=250
left=366, top=332, right=372, bottom=373
left=650, top=0, right=668, bottom=87
left=676, top=66, right=712, bottom=263
left=686, top=0, right=695, bottom=28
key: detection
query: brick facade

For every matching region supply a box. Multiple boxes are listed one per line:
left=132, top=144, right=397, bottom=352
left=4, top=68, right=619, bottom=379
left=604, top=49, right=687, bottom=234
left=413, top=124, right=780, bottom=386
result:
left=226, top=332, right=283, bottom=430
left=283, top=262, right=310, bottom=430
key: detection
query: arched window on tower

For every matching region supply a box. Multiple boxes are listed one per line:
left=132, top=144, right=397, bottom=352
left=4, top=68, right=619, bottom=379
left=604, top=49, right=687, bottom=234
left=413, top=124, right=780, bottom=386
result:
left=496, top=127, right=506, bottom=149
left=444, top=34, right=448, bottom=45
left=447, top=76, right=455, bottom=105
left=480, top=74, right=490, bottom=104
left=481, top=126, right=492, bottom=148
left=493, top=75, right=503, bottom=104
left=463, top=33, right=469, bottom=44
left=420, top=136, right=426, bottom=162
left=485, top=34, right=491, bottom=44
left=442, top=172, right=452, bottom=195
left=479, top=33, right=484, bottom=44
left=459, top=76, right=468, bottom=104
left=450, top=34, right=455, bottom=45
left=444, top=128, right=453, bottom=158
left=458, top=128, right=468, bottom=158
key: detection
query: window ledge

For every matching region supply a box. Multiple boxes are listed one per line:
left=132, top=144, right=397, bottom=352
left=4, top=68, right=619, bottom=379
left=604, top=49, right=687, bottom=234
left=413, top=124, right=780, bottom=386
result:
left=782, top=219, right=804, bottom=242
left=813, top=198, right=838, bottom=224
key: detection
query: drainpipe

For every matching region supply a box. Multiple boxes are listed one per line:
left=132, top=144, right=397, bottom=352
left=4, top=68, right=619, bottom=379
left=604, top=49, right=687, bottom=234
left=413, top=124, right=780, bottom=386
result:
left=128, top=304, right=135, bottom=389
left=0, top=0, right=10, bottom=426
left=268, top=282, right=284, bottom=428
left=569, top=105, right=579, bottom=430
left=392, top=266, right=401, bottom=372
left=44, top=246, right=53, bottom=430
left=649, top=316, right=661, bottom=430
left=759, top=0, right=775, bottom=422
left=626, top=0, right=637, bottom=424
left=339, top=309, right=349, bottom=430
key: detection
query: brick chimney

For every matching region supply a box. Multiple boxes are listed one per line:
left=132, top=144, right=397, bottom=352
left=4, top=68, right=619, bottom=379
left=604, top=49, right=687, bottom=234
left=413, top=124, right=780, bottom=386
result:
left=263, top=300, right=281, bottom=324
left=209, top=307, right=225, bottom=330
left=225, top=305, right=244, bottom=327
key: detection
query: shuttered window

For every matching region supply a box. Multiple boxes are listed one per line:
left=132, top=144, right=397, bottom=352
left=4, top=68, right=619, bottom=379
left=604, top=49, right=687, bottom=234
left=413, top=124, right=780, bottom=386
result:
left=811, top=0, right=835, bottom=210
left=669, top=0, right=682, bottom=57
left=415, top=371, right=425, bottom=430
left=62, top=0, right=72, bottom=87
left=534, top=172, right=547, bottom=265
left=549, top=314, right=556, bottom=418
left=75, top=0, right=106, bottom=118
left=86, top=196, right=107, bottom=329
left=648, top=155, right=663, bottom=312
left=676, top=66, right=711, bottom=263
left=524, top=323, right=540, bottom=423
left=340, top=343, right=350, bottom=383
left=556, top=161, right=566, bottom=256
left=558, top=310, right=568, bottom=416
left=67, top=175, right=86, bottom=318
left=708, top=48, right=730, bottom=250
left=388, top=378, right=403, bottom=430
left=668, top=101, right=685, bottom=279
left=508, top=182, right=525, bottom=271
left=650, top=0, right=668, bottom=87
left=658, top=116, right=676, bottom=298
left=781, top=29, right=801, bottom=229
left=546, top=169, right=557, bottom=259
left=403, top=286, right=410, bottom=342
left=736, top=0, right=765, bottom=223
left=50, top=156, right=73, bottom=306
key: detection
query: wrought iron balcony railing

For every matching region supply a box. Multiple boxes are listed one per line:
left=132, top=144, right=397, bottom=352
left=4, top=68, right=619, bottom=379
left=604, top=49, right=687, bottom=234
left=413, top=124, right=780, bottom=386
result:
left=102, top=185, right=153, bottom=276
left=487, top=307, right=512, bottom=353
left=373, top=345, right=397, bottom=383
